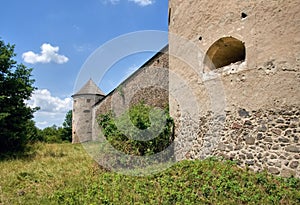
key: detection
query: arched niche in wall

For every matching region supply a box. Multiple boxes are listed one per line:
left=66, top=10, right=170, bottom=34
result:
left=204, top=37, right=245, bottom=70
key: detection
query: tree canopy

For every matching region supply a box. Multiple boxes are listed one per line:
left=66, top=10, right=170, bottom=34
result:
left=0, top=39, right=37, bottom=153
left=36, top=110, right=73, bottom=143
left=62, top=110, right=72, bottom=142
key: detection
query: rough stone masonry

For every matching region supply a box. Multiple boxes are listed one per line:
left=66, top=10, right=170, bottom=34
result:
left=169, top=0, right=300, bottom=177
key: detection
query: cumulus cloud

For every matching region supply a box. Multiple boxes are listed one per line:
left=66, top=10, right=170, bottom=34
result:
left=22, top=43, right=69, bottom=64
left=27, top=89, right=72, bottom=128
left=28, top=89, right=72, bottom=113
left=129, top=0, right=154, bottom=6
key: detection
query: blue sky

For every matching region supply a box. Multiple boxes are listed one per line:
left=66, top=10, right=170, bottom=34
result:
left=0, top=0, right=168, bottom=128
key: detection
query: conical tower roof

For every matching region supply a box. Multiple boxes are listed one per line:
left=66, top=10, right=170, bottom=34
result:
left=73, top=79, right=105, bottom=97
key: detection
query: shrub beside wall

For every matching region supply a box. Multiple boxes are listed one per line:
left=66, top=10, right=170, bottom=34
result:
left=97, top=102, right=174, bottom=156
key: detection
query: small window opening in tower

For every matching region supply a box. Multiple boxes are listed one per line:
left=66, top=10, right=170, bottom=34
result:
left=241, top=12, right=248, bottom=19
left=204, top=37, right=246, bottom=70
left=168, top=8, right=171, bottom=25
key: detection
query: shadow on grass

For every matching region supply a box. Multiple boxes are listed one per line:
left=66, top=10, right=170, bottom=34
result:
left=0, top=144, right=38, bottom=161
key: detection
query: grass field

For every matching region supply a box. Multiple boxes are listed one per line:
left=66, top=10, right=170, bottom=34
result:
left=0, top=143, right=299, bottom=204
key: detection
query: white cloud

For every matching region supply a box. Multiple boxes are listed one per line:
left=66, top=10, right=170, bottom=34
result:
left=102, top=0, right=154, bottom=6
left=28, top=89, right=72, bottom=113
left=27, top=89, right=72, bottom=128
left=36, top=121, right=48, bottom=126
left=129, top=0, right=154, bottom=6
left=102, top=0, right=120, bottom=5
left=22, top=43, right=69, bottom=64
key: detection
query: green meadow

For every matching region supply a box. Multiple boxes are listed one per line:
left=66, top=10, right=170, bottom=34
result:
left=0, top=143, right=299, bottom=204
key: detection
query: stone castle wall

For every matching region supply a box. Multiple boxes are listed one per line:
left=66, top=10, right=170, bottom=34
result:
left=182, top=106, right=300, bottom=178
left=92, top=48, right=169, bottom=141
left=73, top=0, right=300, bottom=177
left=169, top=0, right=300, bottom=177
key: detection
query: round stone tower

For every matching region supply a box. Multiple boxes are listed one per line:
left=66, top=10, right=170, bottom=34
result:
left=72, top=79, right=105, bottom=143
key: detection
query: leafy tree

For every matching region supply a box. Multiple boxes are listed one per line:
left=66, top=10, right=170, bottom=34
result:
left=38, top=125, right=63, bottom=143
left=37, top=111, right=72, bottom=143
left=0, top=39, right=37, bottom=153
left=61, top=110, right=72, bottom=142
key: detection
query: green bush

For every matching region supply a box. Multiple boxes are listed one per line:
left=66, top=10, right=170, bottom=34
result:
left=37, top=125, right=63, bottom=143
left=97, top=102, right=174, bottom=156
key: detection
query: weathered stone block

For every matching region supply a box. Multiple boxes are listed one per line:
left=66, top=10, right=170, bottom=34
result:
left=245, top=160, right=254, bottom=166
left=239, top=154, right=246, bottom=160
left=226, top=145, right=234, bottom=151
left=285, top=145, right=300, bottom=153
left=268, top=167, right=280, bottom=175
left=232, top=122, right=242, bottom=129
left=246, top=153, right=254, bottom=159
left=275, top=161, right=282, bottom=168
left=257, top=153, right=263, bottom=159
left=278, top=137, right=289, bottom=143
left=276, top=124, right=289, bottom=130
left=281, top=169, right=296, bottom=178
left=217, top=142, right=226, bottom=151
left=238, top=109, right=250, bottom=118
left=270, top=154, right=277, bottom=159
left=235, top=144, right=243, bottom=150
left=264, top=137, right=273, bottom=143
left=271, top=128, right=282, bottom=135
left=285, top=129, right=292, bottom=136
left=245, top=136, right=255, bottom=145
left=279, top=155, right=286, bottom=160
left=258, top=125, right=267, bottom=132
left=244, top=120, right=252, bottom=126
left=257, top=133, right=264, bottom=140
left=276, top=119, right=285, bottom=123
left=290, top=161, right=299, bottom=169
left=272, top=145, right=280, bottom=150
